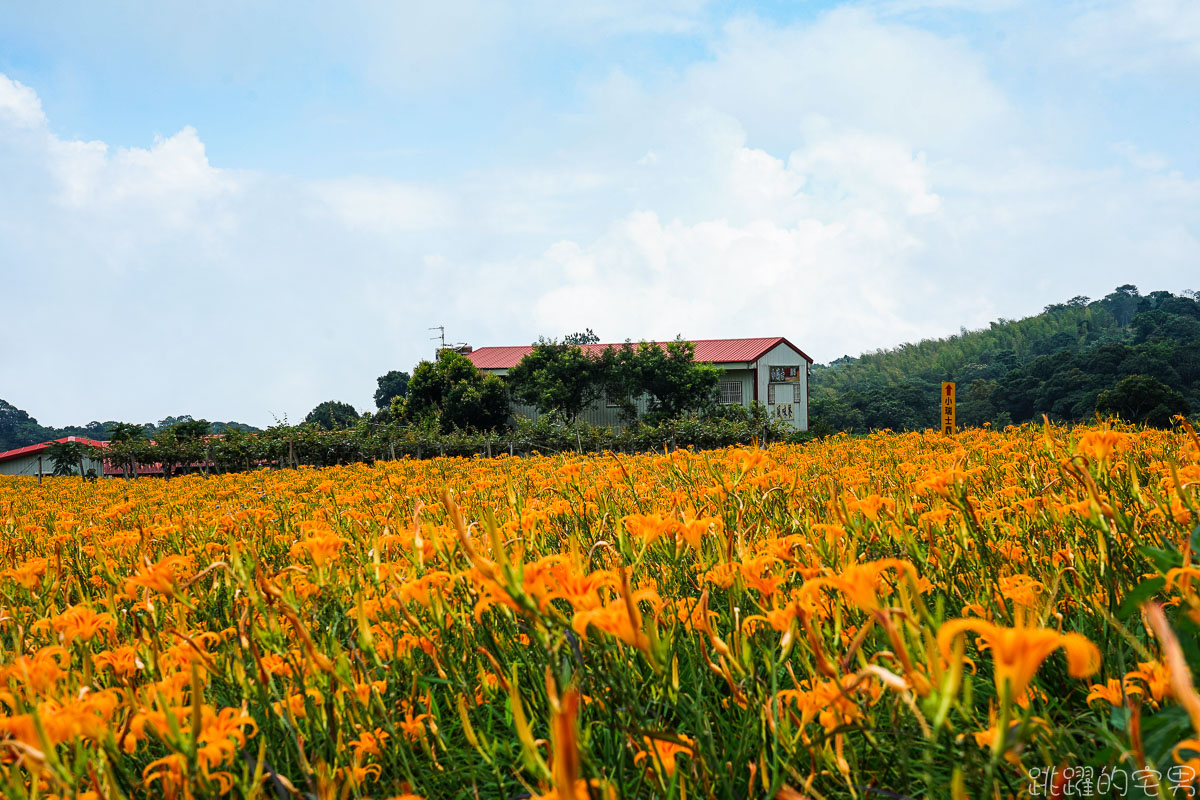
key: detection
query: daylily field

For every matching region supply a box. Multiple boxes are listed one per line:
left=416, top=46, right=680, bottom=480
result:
left=2, top=423, right=1200, bottom=799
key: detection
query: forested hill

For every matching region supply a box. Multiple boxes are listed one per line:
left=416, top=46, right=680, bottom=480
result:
left=810, top=285, right=1200, bottom=433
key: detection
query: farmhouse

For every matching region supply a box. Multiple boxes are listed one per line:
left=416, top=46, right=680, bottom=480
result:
left=466, top=337, right=813, bottom=430
left=0, top=437, right=195, bottom=478
left=0, top=437, right=107, bottom=477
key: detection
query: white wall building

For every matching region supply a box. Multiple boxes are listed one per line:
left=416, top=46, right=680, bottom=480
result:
left=466, top=337, right=813, bottom=430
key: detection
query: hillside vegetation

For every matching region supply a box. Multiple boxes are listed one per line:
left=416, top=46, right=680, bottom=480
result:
left=811, top=285, right=1199, bottom=433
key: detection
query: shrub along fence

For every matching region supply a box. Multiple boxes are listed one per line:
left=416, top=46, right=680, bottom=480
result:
left=86, top=411, right=808, bottom=477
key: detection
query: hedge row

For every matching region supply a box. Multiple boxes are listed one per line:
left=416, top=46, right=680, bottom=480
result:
left=93, top=411, right=808, bottom=476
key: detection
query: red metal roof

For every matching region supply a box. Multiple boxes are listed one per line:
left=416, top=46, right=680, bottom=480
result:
left=465, top=337, right=812, bottom=370
left=0, top=437, right=109, bottom=463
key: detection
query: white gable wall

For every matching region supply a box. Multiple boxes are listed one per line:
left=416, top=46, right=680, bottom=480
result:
left=754, top=342, right=810, bottom=431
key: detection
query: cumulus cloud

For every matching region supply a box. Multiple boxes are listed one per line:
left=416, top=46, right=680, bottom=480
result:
left=0, top=74, right=456, bottom=425
left=0, top=75, right=45, bottom=128
left=681, top=9, right=1014, bottom=157
left=1068, top=0, right=1200, bottom=72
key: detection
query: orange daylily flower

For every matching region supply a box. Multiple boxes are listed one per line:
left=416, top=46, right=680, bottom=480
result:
left=126, top=555, right=192, bottom=595
left=801, top=558, right=916, bottom=613
left=938, top=619, right=1100, bottom=699
left=1076, top=430, right=1132, bottom=463
left=1087, top=678, right=1140, bottom=707
left=634, top=735, right=694, bottom=777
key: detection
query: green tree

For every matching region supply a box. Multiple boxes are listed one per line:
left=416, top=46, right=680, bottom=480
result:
left=593, top=339, right=722, bottom=422
left=595, top=343, right=642, bottom=421
left=809, top=396, right=865, bottom=436
left=152, top=428, right=184, bottom=477
left=44, top=440, right=89, bottom=477
left=374, top=370, right=411, bottom=411
left=80, top=421, right=111, bottom=439
left=161, top=418, right=211, bottom=475
left=631, top=340, right=721, bottom=421
left=405, top=351, right=508, bottom=433
left=107, top=421, right=148, bottom=443
left=171, top=418, right=211, bottom=440
left=956, top=379, right=999, bottom=428
left=507, top=340, right=602, bottom=419
left=305, top=401, right=361, bottom=430
left=155, top=415, right=194, bottom=432
left=210, top=420, right=262, bottom=435
left=1099, top=284, right=1141, bottom=327
left=857, top=384, right=935, bottom=431
left=1095, top=374, right=1191, bottom=428
left=102, top=423, right=149, bottom=478
left=563, top=329, right=600, bottom=345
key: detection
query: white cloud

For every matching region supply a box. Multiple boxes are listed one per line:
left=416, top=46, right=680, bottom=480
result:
left=788, top=132, right=941, bottom=217
left=526, top=207, right=930, bottom=355
left=0, top=75, right=45, bottom=128
left=3, top=3, right=1200, bottom=427
left=0, top=76, right=466, bottom=425
left=1112, top=141, right=1169, bottom=172
left=317, top=176, right=457, bottom=233
left=524, top=0, right=712, bottom=36
left=1068, top=0, right=1200, bottom=72
left=681, top=9, right=1014, bottom=157
left=871, top=0, right=1029, bottom=12
left=47, top=128, right=238, bottom=238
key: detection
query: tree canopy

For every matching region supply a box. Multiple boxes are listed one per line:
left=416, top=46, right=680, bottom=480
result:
left=506, top=339, right=603, bottom=419
left=374, top=370, right=411, bottom=411
left=403, top=351, right=508, bottom=433
left=562, top=329, right=600, bottom=345
left=170, top=418, right=212, bottom=440
left=304, top=401, right=360, bottom=430
left=107, top=422, right=148, bottom=443
left=628, top=340, right=721, bottom=421
left=45, top=440, right=90, bottom=477
left=509, top=337, right=721, bottom=423
left=1095, top=374, right=1190, bottom=428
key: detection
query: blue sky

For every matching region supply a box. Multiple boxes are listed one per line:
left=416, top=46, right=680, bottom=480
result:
left=2, top=0, right=1199, bottom=426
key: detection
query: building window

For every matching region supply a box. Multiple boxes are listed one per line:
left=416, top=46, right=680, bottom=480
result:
left=769, top=365, right=801, bottom=382
left=768, top=383, right=796, bottom=405
left=719, top=380, right=743, bottom=405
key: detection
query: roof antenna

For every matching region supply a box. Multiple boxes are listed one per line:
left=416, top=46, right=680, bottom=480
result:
left=429, top=325, right=445, bottom=358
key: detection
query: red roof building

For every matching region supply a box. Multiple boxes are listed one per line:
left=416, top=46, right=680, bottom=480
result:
left=0, top=437, right=109, bottom=477
left=466, top=337, right=812, bottom=370
left=466, top=336, right=812, bottom=431
left=0, top=436, right=222, bottom=478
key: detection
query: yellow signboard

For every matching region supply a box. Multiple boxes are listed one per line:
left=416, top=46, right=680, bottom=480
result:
left=941, top=382, right=956, bottom=434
